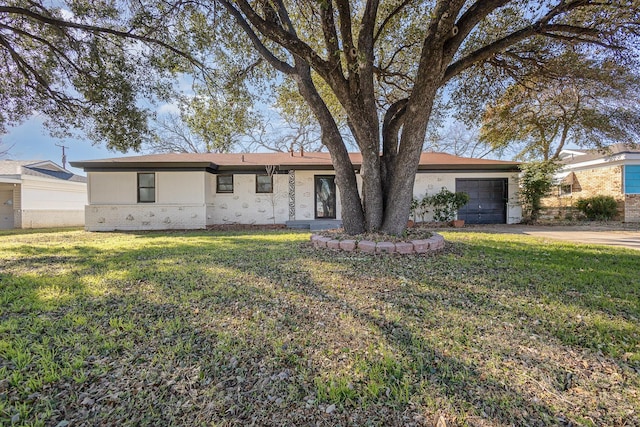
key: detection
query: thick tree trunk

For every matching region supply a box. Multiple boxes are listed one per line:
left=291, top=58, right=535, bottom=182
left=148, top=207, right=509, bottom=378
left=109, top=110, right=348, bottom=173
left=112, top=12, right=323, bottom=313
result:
left=360, top=148, right=384, bottom=231
left=293, top=64, right=366, bottom=234
left=381, top=83, right=440, bottom=235
left=330, top=149, right=365, bottom=234
left=380, top=128, right=424, bottom=235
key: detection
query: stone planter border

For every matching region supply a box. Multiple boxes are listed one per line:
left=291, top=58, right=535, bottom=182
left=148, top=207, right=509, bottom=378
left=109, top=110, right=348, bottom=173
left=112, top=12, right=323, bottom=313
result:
left=310, top=233, right=445, bottom=254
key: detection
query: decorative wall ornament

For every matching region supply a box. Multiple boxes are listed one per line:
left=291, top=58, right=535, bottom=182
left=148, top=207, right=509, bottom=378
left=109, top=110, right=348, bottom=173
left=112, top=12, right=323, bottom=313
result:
left=288, top=170, right=296, bottom=220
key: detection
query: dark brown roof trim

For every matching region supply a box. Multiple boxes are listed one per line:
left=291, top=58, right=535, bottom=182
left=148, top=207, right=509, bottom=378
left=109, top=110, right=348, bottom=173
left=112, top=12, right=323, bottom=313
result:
left=81, top=166, right=218, bottom=173
left=416, top=165, right=520, bottom=172
left=70, top=161, right=217, bottom=170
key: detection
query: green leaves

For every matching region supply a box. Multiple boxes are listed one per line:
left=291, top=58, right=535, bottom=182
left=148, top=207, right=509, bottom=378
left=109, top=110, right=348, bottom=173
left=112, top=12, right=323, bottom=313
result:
left=519, top=160, right=560, bottom=222
left=0, top=0, right=182, bottom=151
left=476, top=49, right=640, bottom=161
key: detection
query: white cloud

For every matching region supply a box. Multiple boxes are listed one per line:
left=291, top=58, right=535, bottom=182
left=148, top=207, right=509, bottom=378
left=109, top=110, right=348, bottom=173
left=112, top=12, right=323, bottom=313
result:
left=157, top=103, right=181, bottom=115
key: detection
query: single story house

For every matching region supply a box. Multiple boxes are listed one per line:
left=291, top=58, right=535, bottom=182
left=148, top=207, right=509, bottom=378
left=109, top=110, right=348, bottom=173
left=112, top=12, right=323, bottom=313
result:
left=70, top=151, right=522, bottom=231
left=0, top=160, right=87, bottom=229
left=541, top=144, right=640, bottom=222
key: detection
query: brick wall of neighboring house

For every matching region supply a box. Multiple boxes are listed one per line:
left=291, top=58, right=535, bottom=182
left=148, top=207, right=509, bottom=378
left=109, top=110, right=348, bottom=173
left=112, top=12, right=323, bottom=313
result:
left=540, top=165, right=624, bottom=220
left=624, top=194, right=640, bottom=222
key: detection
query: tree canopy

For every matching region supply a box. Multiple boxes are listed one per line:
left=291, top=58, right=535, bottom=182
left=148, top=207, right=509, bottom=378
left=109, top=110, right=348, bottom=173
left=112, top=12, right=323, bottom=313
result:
left=1, top=1, right=639, bottom=234
left=479, top=51, right=640, bottom=161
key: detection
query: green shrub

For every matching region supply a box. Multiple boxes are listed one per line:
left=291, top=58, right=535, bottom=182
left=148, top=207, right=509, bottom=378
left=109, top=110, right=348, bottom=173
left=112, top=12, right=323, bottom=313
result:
left=519, top=161, right=559, bottom=224
left=425, top=187, right=470, bottom=222
left=575, top=196, right=618, bottom=220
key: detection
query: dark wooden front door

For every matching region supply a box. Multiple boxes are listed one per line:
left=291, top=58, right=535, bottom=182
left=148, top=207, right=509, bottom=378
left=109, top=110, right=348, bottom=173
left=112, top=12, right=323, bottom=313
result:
left=456, top=179, right=507, bottom=224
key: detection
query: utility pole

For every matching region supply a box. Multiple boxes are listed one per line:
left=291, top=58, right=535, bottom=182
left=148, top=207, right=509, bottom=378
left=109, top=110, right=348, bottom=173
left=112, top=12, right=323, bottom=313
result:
left=55, top=144, right=69, bottom=170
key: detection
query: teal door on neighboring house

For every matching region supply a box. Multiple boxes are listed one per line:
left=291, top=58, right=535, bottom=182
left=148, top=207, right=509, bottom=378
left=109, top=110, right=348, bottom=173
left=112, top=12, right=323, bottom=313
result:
left=624, top=165, right=640, bottom=194
left=0, top=190, right=14, bottom=229
left=315, top=176, right=336, bottom=219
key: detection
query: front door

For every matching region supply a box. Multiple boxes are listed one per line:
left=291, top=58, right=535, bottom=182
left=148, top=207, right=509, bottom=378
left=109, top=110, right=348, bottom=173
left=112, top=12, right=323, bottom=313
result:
left=0, top=190, right=14, bottom=229
left=315, top=176, right=336, bottom=219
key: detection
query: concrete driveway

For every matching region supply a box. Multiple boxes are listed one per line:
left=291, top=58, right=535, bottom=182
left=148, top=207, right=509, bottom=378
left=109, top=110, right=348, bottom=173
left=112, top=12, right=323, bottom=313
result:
left=462, top=224, right=640, bottom=250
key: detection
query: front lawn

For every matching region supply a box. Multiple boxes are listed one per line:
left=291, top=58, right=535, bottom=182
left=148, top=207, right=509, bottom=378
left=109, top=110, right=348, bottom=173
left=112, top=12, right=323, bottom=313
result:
left=1, top=229, right=638, bottom=426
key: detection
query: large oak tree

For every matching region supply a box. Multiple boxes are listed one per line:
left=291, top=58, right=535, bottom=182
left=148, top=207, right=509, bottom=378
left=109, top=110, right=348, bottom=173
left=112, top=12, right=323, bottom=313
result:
left=1, top=1, right=639, bottom=234
left=479, top=51, right=640, bottom=161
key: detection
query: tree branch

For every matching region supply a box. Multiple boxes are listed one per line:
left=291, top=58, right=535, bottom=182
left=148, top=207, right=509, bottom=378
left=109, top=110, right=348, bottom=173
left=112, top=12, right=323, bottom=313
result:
left=444, top=17, right=624, bottom=84
left=356, top=0, right=380, bottom=120
left=334, top=0, right=357, bottom=73
left=382, top=98, right=408, bottom=157
left=443, top=0, right=621, bottom=79
left=218, top=0, right=294, bottom=74
left=444, top=0, right=511, bottom=58
left=359, top=0, right=380, bottom=52
left=0, top=5, right=205, bottom=69
left=0, top=23, right=85, bottom=75
left=0, top=33, right=78, bottom=111
left=443, top=28, right=532, bottom=83
left=373, top=0, right=411, bottom=44
left=539, top=27, right=622, bottom=49
left=318, top=0, right=343, bottom=75
left=232, top=0, right=334, bottom=78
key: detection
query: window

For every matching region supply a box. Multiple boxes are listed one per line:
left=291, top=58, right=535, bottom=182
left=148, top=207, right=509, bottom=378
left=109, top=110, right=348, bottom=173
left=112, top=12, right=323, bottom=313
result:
left=137, top=173, right=155, bottom=203
left=559, top=184, right=572, bottom=196
left=256, top=174, right=273, bottom=193
left=216, top=175, right=234, bottom=193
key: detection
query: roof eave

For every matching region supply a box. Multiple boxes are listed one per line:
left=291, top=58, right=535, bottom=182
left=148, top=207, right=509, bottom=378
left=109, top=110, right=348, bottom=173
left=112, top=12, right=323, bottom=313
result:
left=417, top=164, right=520, bottom=172
left=70, top=161, right=218, bottom=172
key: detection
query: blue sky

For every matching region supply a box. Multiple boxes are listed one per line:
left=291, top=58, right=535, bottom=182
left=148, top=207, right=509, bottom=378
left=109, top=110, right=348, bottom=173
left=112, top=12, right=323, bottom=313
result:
left=3, top=116, right=136, bottom=176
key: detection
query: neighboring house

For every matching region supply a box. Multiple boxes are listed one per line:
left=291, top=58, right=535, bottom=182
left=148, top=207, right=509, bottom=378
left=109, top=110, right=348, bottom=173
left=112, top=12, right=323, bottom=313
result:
left=70, top=151, right=522, bottom=231
left=0, top=160, right=87, bottom=229
left=541, top=143, right=640, bottom=221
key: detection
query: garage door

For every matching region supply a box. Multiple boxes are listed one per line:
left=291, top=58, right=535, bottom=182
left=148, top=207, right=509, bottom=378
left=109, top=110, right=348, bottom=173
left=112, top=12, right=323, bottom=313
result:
left=456, top=179, right=507, bottom=224
left=0, top=190, right=14, bottom=229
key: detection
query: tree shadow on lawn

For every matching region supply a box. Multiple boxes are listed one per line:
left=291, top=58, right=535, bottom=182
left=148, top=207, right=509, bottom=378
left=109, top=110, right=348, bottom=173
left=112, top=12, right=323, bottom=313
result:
left=279, top=266, right=569, bottom=426
left=436, top=235, right=640, bottom=358
left=337, top=232, right=640, bottom=360
left=2, top=231, right=639, bottom=426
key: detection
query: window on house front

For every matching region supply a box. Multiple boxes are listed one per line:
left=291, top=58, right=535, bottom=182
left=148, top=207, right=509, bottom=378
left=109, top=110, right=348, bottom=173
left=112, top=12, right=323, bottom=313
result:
left=137, top=173, right=155, bottom=203
left=559, top=184, right=572, bottom=196
left=216, top=175, right=234, bottom=193
left=256, top=174, right=273, bottom=193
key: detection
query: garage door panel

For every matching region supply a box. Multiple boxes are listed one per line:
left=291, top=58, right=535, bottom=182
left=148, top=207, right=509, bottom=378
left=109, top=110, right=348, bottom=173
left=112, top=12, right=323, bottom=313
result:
left=456, top=179, right=507, bottom=224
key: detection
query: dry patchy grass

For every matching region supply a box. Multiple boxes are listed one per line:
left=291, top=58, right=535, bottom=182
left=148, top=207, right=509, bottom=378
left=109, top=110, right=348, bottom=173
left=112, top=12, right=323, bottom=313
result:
left=0, top=229, right=638, bottom=426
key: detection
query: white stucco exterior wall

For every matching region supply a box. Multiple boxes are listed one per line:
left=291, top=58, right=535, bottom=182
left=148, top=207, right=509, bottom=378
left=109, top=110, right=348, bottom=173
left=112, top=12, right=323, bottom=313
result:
left=85, top=171, right=207, bottom=231
left=206, top=173, right=289, bottom=225
left=82, top=168, right=522, bottom=230
left=21, top=176, right=86, bottom=209
left=157, top=172, right=205, bottom=204
left=88, top=172, right=137, bottom=204
left=84, top=170, right=292, bottom=230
